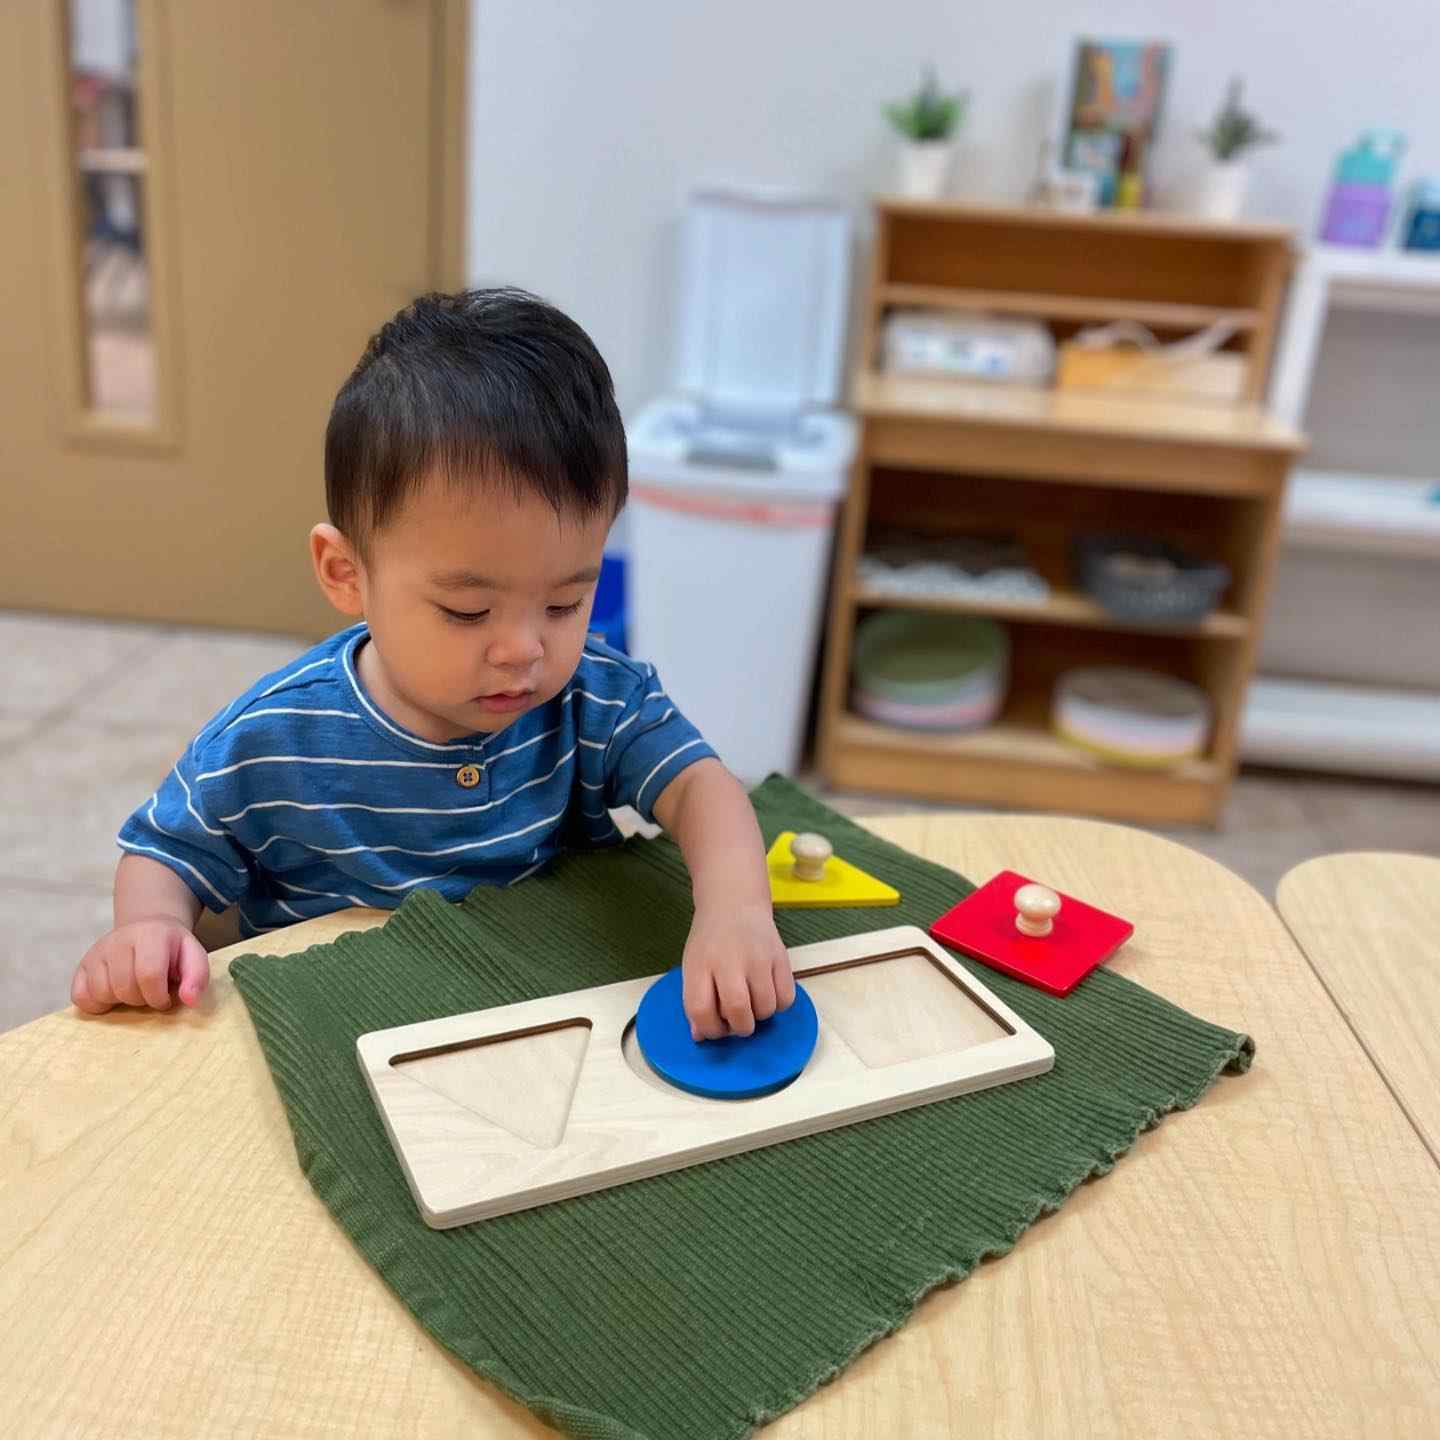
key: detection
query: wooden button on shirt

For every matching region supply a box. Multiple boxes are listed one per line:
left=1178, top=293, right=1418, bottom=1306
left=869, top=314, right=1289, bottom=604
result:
left=456, top=764, right=482, bottom=789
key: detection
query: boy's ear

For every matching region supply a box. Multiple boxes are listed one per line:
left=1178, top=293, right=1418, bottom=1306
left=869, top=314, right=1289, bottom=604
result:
left=310, top=524, right=365, bottom=618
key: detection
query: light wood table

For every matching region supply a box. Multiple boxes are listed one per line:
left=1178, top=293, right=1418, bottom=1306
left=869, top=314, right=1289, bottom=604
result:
left=1278, top=851, right=1440, bottom=1169
left=4, top=818, right=1439, bottom=1438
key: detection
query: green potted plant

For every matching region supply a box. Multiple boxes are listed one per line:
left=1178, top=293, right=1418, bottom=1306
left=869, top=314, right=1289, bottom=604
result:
left=884, top=68, right=968, bottom=199
left=1192, top=77, right=1279, bottom=219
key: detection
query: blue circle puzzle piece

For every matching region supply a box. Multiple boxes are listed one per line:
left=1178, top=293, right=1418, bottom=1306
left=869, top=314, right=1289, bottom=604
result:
left=634, top=968, right=818, bottom=1100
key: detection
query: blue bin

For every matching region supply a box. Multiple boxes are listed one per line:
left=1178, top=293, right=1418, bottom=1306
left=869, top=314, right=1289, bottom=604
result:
left=588, top=553, right=628, bottom=654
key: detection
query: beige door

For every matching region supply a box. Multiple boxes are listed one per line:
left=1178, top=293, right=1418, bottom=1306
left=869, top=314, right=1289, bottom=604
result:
left=0, top=1, right=466, bottom=636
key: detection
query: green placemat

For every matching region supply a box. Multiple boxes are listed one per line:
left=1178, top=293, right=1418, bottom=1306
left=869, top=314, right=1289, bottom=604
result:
left=231, top=776, right=1253, bottom=1440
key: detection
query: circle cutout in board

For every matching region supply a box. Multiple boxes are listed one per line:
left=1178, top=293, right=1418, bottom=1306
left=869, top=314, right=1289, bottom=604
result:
left=634, top=968, right=819, bottom=1100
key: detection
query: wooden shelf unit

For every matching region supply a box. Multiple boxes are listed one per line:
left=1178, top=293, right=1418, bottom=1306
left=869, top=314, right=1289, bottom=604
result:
left=817, top=200, right=1304, bottom=826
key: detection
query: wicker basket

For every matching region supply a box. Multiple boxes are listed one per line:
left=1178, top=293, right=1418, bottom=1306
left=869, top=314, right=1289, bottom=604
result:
left=1073, top=535, right=1230, bottom=627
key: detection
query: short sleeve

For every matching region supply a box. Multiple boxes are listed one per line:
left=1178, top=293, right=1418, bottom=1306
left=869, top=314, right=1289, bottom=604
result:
left=604, top=666, right=718, bottom=822
left=117, top=741, right=255, bottom=913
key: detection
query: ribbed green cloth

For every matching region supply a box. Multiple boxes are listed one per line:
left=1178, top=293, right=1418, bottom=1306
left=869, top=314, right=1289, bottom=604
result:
left=231, top=776, right=1252, bottom=1440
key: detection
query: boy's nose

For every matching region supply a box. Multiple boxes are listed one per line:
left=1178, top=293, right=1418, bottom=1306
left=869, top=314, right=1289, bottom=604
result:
left=485, top=629, right=544, bottom=671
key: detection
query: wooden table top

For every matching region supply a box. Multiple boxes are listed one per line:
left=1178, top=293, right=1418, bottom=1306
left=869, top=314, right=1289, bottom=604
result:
left=1278, top=851, right=1440, bottom=1170
left=3, top=816, right=1438, bottom=1438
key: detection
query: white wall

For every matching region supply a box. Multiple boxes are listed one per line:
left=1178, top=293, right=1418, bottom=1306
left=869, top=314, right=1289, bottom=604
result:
left=468, top=0, right=1440, bottom=418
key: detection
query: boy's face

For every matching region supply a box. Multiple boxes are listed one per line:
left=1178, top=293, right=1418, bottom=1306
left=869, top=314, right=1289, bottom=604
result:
left=315, top=475, right=611, bottom=742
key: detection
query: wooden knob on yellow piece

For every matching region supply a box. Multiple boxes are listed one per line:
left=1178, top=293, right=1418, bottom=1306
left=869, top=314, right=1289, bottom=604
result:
left=1014, top=883, right=1061, bottom=938
left=790, top=832, right=833, bottom=883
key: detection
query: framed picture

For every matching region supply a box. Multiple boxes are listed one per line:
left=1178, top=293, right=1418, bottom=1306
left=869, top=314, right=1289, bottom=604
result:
left=1062, top=39, right=1171, bottom=207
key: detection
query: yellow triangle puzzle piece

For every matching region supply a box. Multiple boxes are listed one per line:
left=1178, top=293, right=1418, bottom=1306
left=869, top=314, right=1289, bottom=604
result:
left=766, top=830, right=901, bottom=909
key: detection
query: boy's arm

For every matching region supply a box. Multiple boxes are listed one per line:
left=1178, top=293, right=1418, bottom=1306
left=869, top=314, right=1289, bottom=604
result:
left=114, top=851, right=204, bottom=929
left=653, top=758, right=795, bottom=1041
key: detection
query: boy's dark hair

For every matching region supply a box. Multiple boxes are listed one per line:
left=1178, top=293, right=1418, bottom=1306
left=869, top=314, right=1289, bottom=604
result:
left=325, top=288, right=627, bottom=544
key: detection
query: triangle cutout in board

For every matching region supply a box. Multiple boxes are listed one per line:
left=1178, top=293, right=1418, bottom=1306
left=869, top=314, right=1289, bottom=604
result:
left=392, top=1022, right=591, bottom=1148
left=766, top=830, right=901, bottom=909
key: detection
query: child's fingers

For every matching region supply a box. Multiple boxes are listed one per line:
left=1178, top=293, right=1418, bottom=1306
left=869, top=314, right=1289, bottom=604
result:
left=683, top=968, right=727, bottom=1042
left=71, top=964, right=109, bottom=1015
left=104, top=950, right=145, bottom=1008
left=749, top=967, right=778, bottom=1024
left=175, top=935, right=210, bottom=1007
left=772, top=956, right=796, bottom=1012
left=133, top=931, right=173, bottom=1010
left=81, top=956, right=117, bottom=1012
left=717, top=972, right=755, bottom=1037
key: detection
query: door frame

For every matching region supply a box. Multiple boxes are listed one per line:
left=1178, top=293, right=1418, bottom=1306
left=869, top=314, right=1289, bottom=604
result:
left=433, top=0, right=469, bottom=293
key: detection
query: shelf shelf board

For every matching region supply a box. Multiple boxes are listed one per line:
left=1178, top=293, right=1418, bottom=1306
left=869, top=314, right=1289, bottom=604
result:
left=833, top=708, right=1221, bottom=784
left=851, top=370, right=1305, bottom=453
left=878, top=282, right=1260, bottom=333
left=1313, top=244, right=1440, bottom=289
left=873, top=196, right=1297, bottom=244
left=1242, top=676, right=1440, bottom=779
left=849, top=582, right=1248, bottom=638
left=1283, top=469, right=1440, bottom=556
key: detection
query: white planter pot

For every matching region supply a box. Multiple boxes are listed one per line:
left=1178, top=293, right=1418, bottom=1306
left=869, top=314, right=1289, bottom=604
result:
left=1191, top=160, right=1250, bottom=221
left=897, top=140, right=954, bottom=200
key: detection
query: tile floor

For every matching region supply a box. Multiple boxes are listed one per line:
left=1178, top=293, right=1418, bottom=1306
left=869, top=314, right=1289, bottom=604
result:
left=3, top=608, right=1437, bottom=1034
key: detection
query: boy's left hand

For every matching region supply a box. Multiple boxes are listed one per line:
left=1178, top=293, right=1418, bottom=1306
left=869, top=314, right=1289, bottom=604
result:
left=682, top=901, right=795, bottom=1042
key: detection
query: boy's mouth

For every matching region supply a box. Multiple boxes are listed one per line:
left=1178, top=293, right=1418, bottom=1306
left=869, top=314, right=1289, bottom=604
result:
left=474, top=689, right=534, bottom=714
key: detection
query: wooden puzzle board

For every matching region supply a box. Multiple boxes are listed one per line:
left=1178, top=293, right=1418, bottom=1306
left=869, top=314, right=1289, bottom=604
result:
left=358, top=925, right=1054, bottom=1228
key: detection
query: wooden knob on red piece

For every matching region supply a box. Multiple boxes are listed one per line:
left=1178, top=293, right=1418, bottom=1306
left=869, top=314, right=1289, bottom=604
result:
left=1014, top=883, right=1061, bottom=938
left=790, top=832, right=832, bottom=883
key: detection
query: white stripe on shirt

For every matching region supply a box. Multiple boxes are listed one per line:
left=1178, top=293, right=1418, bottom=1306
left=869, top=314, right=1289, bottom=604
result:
left=635, top=738, right=706, bottom=808
left=609, top=711, right=640, bottom=743
left=217, top=746, right=577, bottom=823
left=173, top=766, right=227, bottom=839
left=118, top=838, right=231, bottom=907
left=195, top=755, right=462, bottom=782
left=147, top=791, right=247, bottom=874
left=274, top=876, right=369, bottom=908
left=258, top=655, right=334, bottom=698
left=341, top=639, right=483, bottom=755
left=249, top=807, right=566, bottom=861
left=221, top=707, right=362, bottom=733
left=366, top=864, right=463, bottom=893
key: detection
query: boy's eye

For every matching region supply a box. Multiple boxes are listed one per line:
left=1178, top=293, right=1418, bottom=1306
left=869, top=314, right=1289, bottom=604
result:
left=439, top=606, right=489, bottom=624
left=547, top=599, right=585, bottom=619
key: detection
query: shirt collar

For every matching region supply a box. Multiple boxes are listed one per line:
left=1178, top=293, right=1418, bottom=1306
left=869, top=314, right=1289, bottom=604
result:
left=340, top=628, right=492, bottom=758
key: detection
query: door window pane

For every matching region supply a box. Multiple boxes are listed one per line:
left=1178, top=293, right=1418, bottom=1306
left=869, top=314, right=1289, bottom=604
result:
left=69, top=0, right=156, bottom=421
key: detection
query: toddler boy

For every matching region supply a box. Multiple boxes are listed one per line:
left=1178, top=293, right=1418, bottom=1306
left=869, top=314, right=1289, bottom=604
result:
left=71, top=289, right=794, bottom=1040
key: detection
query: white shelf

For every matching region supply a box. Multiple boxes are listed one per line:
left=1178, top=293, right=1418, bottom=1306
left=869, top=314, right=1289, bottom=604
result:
left=1283, top=469, right=1440, bottom=556
left=1314, top=244, right=1440, bottom=284
left=1270, top=245, right=1440, bottom=423
left=1241, top=677, right=1440, bottom=780
left=1314, top=244, right=1440, bottom=317
left=1260, top=244, right=1440, bottom=783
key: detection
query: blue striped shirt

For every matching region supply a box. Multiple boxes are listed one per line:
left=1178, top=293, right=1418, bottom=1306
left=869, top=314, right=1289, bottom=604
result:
left=118, top=624, right=716, bottom=936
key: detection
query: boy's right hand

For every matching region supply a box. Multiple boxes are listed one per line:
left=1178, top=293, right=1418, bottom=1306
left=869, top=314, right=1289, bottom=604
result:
left=71, top=919, right=210, bottom=1014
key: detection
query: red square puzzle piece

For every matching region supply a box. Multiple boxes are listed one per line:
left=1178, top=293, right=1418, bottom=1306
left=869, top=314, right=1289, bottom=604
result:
left=929, top=870, right=1133, bottom=997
